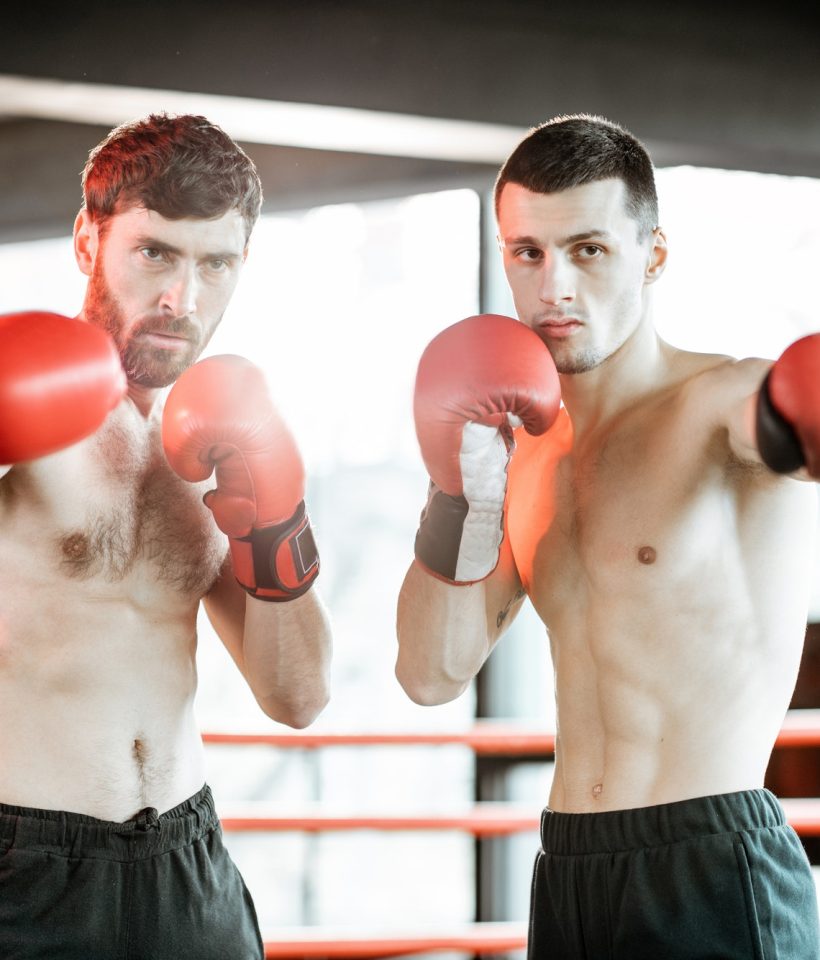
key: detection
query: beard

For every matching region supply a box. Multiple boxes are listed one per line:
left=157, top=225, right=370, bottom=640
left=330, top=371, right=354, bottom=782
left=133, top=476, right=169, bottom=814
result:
left=530, top=297, right=639, bottom=376
left=85, top=261, right=206, bottom=388
left=549, top=344, right=607, bottom=375
left=529, top=313, right=607, bottom=375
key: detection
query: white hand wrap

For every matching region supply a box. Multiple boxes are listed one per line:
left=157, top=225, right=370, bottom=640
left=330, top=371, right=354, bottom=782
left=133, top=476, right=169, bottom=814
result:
left=414, top=415, right=518, bottom=583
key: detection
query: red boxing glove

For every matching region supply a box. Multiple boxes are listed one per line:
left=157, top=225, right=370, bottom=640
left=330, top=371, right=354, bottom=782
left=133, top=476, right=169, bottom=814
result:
left=0, top=311, right=126, bottom=463
left=162, top=355, right=319, bottom=601
left=756, top=333, right=820, bottom=478
left=413, top=314, right=561, bottom=583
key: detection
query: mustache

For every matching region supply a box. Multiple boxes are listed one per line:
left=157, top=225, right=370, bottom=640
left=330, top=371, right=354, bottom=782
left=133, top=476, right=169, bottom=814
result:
left=131, top=317, right=200, bottom=340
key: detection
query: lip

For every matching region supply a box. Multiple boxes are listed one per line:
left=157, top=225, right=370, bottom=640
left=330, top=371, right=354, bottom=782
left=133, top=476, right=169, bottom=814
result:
left=138, top=331, right=191, bottom=349
left=538, top=320, right=581, bottom=339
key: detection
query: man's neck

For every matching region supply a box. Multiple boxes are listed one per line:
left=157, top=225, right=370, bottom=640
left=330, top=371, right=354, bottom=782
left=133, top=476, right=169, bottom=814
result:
left=74, top=310, right=163, bottom=420
left=126, top=383, right=163, bottom=419
left=558, top=319, right=673, bottom=438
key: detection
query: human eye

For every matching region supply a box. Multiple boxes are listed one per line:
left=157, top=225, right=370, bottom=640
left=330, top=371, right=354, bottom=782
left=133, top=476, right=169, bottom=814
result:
left=514, top=246, right=542, bottom=263
left=139, top=244, right=172, bottom=267
left=202, top=255, right=238, bottom=276
left=573, top=243, right=604, bottom=261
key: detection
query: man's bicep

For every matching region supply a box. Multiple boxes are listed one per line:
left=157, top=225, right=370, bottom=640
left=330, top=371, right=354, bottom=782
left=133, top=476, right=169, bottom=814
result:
left=719, top=358, right=814, bottom=480
left=711, top=358, right=772, bottom=465
left=728, top=385, right=765, bottom=465
left=484, top=529, right=526, bottom=646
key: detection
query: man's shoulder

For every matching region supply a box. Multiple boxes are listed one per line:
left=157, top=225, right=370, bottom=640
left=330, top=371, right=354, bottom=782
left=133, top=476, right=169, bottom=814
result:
left=0, top=400, right=155, bottom=514
left=673, top=349, right=771, bottom=414
left=668, top=350, right=781, bottom=476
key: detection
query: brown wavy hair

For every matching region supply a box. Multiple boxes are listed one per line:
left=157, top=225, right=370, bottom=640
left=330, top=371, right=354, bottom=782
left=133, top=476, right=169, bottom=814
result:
left=82, top=113, right=262, bottom=242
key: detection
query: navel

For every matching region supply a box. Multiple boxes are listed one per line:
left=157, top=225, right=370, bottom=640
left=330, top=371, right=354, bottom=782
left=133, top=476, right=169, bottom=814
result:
left=592, top=783, right=603, bottom=799
left=130, top=738, right=151, bottom=808
left=637, top=545, right=657, bottom=565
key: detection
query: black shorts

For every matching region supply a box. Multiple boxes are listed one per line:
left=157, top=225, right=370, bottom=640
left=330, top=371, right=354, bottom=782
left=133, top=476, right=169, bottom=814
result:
left=528, top=788, right=820, bottom=959
left=0, top=784, right=264, bottom=960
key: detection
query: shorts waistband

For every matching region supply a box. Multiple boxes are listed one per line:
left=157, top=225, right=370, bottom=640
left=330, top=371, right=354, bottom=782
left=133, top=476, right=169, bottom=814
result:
left=0, top=783, right=219, bottom=861
left=540, top=788, right=786, bottom=855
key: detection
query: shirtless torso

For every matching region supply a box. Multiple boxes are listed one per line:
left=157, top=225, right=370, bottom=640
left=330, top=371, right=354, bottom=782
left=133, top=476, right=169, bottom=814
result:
left=395, top=174, right=817, bottom=821
left=0, top=397, right=225, bottom=821
left=0, top=201, right=331, bottom=826
left=507, top=349, right=817, bottom=812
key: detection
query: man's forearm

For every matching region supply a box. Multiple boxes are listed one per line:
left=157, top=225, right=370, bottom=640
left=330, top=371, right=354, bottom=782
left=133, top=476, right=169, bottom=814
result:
left=243, top=588, right=332, bottom=728
left=395, top=561, right=492, bottom=705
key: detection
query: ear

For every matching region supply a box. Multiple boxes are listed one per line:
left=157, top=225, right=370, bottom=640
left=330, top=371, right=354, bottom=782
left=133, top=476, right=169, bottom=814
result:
left=644, top=228, right=668, bottom=285
left=73, top=210, right=99, bottom=277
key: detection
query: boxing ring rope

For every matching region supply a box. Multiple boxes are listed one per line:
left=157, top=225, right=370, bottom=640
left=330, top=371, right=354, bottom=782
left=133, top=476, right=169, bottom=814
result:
left=218, top=803, right=542, bottom=836
left=202, top=709, right=820, bottom=959
left=216, top=800, right=820, bottom=838
left=204, top=709, right=820, bottom=753
left=203, top=721, right=556, bottom=754
left=260, top=922, right=528, bottom=959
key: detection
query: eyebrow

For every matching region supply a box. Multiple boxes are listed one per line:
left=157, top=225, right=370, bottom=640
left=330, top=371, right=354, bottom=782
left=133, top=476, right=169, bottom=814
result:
left=134, top=236, right=242, bottom=260
left=501, top=229, right=617, bottom=247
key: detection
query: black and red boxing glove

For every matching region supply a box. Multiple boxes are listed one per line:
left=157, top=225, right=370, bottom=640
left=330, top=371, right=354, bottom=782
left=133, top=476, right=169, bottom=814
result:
left=756, top=333, right=820, bottom=478
left=0, top=310, right=126, bottom=463
left=413, top=314, right=561, bottom=583
left=162, top=355, right=319, bottom=601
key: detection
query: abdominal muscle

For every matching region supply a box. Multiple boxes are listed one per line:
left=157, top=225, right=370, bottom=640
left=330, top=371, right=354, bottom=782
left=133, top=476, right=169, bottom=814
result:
left=541, top=586, right=806, bottom=814
left=0, top=592, right=206, bottom=822
left=506, top=398, right=816, bottom=815
left=548, top=680, right=774, bottom=815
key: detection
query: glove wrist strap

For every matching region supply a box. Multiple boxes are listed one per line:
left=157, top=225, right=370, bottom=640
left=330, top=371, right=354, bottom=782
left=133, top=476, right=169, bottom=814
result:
left=229, top=500, right=320, bottom=601
left=414, top=482, right=502, bottom=584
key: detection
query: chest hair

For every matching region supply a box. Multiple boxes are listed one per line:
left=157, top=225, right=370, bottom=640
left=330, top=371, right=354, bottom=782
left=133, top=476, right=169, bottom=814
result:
left=57, top=410, right=225, bottom=597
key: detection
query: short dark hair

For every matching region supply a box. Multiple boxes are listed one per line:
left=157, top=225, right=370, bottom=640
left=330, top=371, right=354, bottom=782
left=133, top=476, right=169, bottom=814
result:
left=494, top=114, right=658, bottom=239
left=82, top=113, right=263, bottom=241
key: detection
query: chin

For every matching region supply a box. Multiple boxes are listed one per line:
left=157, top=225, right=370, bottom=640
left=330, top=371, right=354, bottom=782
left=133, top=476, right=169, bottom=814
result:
left=128, top=371, right=181, bottom=389
left=123, top=344, right=199, bottom=387
left=552, top=346, right=607, bottom=376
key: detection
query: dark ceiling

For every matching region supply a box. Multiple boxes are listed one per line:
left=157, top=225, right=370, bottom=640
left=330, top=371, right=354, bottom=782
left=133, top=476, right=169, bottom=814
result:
left=2, top=0, right=819, bottom=242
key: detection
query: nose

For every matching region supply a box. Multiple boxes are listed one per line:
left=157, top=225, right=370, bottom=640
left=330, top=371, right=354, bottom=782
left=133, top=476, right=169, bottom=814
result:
left=538, top=253, right=575, bottom=305
left=160, top=264, right=198, bottom=318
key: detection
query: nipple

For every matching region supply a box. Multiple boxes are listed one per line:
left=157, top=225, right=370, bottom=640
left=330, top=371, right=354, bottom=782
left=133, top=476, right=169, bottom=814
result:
left=592, top=783, right=603, bottom=799
left=61, top=532, right=90, bottom=562
left=637, top=545, right=657, bottom=565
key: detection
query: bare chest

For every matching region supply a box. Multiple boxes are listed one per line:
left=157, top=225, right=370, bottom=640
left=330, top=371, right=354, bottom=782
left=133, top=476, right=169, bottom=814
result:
left=506, top=407, right=733, bottom=615
left=5, top=411, right=226, bottom=601
left=68, top=465, right=224, bottom=597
